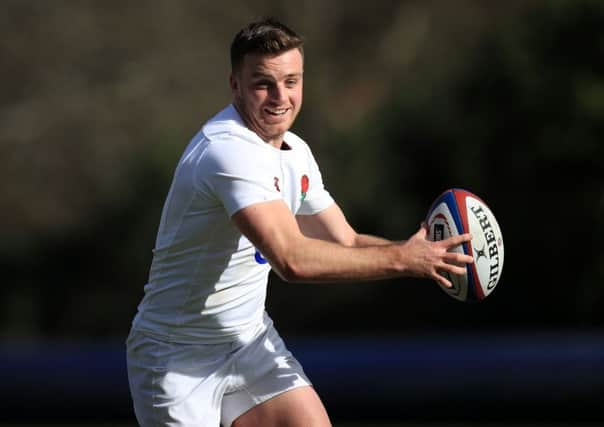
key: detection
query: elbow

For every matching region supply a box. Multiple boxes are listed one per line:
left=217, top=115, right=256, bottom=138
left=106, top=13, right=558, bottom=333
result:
left=274, top=258, right=307, bottom=283
left=264, top=236, right=313, bottom=282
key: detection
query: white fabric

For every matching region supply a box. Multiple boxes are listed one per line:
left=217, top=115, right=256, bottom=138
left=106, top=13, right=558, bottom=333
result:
left=127, top=314, right=312, bottom=427
left=130, top=104, right=334, bottom=343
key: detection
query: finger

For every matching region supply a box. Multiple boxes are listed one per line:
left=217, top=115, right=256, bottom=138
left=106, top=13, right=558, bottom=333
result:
left=438, top=258, right=469, bottom=276
left=443, top=252, right=474, bottom=265
left=446, top=264, right=469, bottom=276
left=443, top=233, right=472, bottom=247
left=435, top=272, right=453, bottom=289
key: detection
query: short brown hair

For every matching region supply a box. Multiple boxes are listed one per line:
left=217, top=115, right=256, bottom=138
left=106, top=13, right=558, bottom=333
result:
left=230, top=18, right=304, bottom=72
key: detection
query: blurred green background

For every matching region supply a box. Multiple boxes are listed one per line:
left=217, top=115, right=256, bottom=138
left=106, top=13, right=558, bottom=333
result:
left=1, top=0, right=603, bottom=425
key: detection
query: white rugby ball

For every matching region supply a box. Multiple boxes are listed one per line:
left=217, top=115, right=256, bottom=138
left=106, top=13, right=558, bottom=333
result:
left=426, top=188, right=504, bottom=302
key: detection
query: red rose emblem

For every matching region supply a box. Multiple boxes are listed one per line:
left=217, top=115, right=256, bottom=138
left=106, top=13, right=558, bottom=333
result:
left=300, top=175, right=309, bottom=201
left=301, top=175, right=309, bottom=193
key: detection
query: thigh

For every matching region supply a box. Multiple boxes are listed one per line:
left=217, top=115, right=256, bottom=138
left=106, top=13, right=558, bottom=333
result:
left=221, top=318, right=331, bottom=427
left=127, top=330, right=232, bottom=427
left=231, top=386, right=331, bottom=427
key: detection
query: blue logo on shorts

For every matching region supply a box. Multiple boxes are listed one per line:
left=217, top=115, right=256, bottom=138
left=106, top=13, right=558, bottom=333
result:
left=254, top=249, right=268, bottom=264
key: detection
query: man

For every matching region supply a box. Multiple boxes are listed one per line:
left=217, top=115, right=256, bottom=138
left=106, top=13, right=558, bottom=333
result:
left=127, top=18, right=473, bottom=427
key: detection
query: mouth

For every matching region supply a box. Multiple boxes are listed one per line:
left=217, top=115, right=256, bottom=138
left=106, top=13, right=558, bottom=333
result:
left=264, top=107, right=290, bottom=116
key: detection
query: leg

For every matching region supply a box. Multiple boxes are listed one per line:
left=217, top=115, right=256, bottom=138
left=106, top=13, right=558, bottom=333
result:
left=232, top=386, right=331, bottom=427
left=127, top=330, right=231, bottom=427
left=221, top=315, right=332, bottom=427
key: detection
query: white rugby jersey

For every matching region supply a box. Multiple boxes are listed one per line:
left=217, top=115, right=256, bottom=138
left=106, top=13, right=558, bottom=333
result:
left=131, top=105, right=334, bottom=343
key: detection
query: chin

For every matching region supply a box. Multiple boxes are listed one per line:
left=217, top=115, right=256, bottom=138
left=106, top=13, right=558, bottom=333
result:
left=262, top=121, right=291, bottom=135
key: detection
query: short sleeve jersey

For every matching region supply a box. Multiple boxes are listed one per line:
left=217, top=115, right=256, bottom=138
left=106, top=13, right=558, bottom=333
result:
left=131, top=105, right=334, bottom=343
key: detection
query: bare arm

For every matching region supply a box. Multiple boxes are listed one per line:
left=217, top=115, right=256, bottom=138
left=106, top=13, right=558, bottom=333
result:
left=296, top=203, right=392, bottom=246
left=232, top=200, right=473, bottom=288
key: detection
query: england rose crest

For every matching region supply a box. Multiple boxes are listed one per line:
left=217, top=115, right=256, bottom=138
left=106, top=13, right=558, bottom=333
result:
left=300, top=174, right=309, bottom=202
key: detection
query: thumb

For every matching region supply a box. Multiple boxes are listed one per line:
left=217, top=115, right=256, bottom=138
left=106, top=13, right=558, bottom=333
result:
left=416, top=224, right=428, bottom=239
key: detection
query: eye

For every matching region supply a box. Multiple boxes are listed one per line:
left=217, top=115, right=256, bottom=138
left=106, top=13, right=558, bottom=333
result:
left=285, top=78, right=299, bottom=88
left=254, top=80, right=270, bottom=89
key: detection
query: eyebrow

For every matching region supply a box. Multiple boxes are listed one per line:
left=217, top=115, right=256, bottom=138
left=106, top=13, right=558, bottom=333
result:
left=250, top=72, right=303, bottom=79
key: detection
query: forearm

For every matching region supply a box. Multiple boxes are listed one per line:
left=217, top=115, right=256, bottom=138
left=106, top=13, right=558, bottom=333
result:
left=352, top=233, right=395, bottom=247
left=276, top=235, right=406, bottom=283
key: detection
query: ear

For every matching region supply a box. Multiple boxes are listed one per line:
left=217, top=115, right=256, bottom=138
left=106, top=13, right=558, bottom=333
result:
left=229, top=73, right=238, bottom=94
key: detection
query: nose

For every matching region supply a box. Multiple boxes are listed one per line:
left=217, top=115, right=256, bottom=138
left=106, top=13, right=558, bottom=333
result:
left=269, top=83, right=287, bottom=102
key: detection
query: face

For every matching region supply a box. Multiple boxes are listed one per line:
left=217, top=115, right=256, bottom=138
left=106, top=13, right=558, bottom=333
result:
left=230, top=48, right=303, bottom=148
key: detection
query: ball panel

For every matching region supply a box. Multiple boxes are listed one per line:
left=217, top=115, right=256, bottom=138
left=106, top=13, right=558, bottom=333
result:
left=464, top=195, right=504, bottom=297
left=428, top=190, right=465, bottom=236
left=451, top=189, right=485, bottom=301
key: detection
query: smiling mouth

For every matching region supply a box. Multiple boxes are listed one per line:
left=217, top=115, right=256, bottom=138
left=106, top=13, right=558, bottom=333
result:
left=264, top=107, right=289, bottom=116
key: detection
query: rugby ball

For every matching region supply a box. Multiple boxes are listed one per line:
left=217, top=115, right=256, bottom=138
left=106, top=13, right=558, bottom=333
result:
left=426, top=188, right=504, bottom=302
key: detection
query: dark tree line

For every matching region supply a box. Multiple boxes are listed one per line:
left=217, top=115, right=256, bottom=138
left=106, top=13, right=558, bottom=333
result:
left=1, top=1, right=602, bottom=340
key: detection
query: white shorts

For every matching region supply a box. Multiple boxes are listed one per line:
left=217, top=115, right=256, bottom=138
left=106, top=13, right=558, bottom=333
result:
left=126, top=315, right=312, bottom=427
